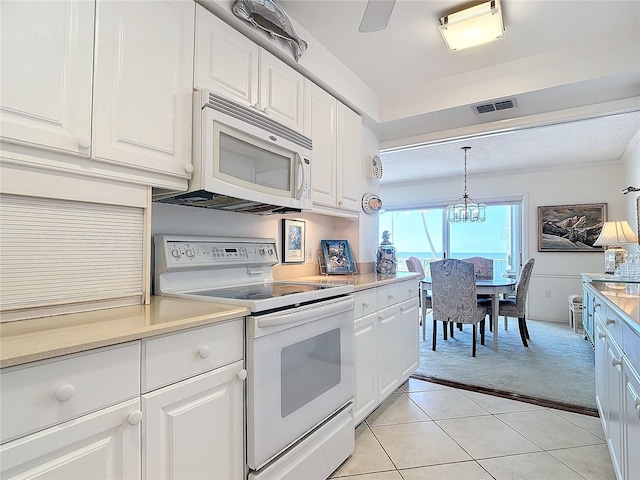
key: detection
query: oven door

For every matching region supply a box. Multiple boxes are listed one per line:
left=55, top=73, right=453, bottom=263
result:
left=246, top=296, right=355, bottom=470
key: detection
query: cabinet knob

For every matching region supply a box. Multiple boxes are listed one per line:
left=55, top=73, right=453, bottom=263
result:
left=338, top=200, right=343, bottom=206
left=262, top=107, right=269, bottom=115
left=197, top=346, right=210, bottom=359
left=253, top=103, right=260, bottom=110
left=363, top=301, right=369, bottom=307
left=598, top=332, right=606, bottom=339
left=605, top=318, right=615, bottom=326
left=55, top=384, right=75, bottom=402
left=612, top=357, right=622, bottom=367
left=636, top=405, right=640, bottom=420
left=236, top=369, right=247, bottom=381
left=388, top=293, right=394, bottom=299
left=127, top=410, right=143, bottom=426
left=409, top=288, right=414, bottom=294
left=400, top=306, right=405, bottom=312
left=184, top=163, right=194, bottom=174
left=594, top=302, right=601, bottom=308
left=77, top=137, right=91, bottom=150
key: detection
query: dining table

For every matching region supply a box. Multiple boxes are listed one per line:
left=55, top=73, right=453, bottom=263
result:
left=420, top=276, right=517, bottom=350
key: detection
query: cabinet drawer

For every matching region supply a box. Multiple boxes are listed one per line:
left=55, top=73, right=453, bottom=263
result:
left=142, top=319, right=243, bottom=393
left=396, top=280, right=419, bottom=304
left=601, top=304, right=625, bottom=348
left=353, top=289, right=378, bottom=319
left=1, top=342, right=140, bottom=444
left=377, top=284, right=400, bottom=309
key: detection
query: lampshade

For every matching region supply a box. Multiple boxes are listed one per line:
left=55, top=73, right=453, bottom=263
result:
left=439, top=0, right=504, bottom=52
left=593, top=220, right=638, bottom=275
left=593, top=220, right=638, bottom=246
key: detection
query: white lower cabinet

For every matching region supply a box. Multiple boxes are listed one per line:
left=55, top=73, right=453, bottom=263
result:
left=143, top=360, right=245, bottom=480
left=354, top=279, right=420, bottom=424
left=587, top=279, right=640, bottom=480
left=1, top=318, right=246, bottom=480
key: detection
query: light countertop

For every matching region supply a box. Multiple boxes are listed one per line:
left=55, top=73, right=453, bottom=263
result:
left=0, top=272, right=420, bottom=369
left=0, top=297, right=249, bottom=369
left=582, top=273, right=640, bottom=335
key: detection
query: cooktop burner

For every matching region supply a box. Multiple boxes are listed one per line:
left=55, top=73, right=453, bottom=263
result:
left=192, top=282, right=336, bottom=300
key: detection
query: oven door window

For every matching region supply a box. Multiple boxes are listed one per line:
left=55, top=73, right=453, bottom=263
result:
left=281, top=328, right=341, bottom=417
left=213, top=123, right=294, bottom=196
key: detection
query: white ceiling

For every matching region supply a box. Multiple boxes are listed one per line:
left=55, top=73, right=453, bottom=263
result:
left=278, top=0, right=640, bottom=183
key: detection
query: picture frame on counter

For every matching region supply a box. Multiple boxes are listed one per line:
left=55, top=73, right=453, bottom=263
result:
left=281, top=218, right=306, bottom=263
left=320, top=239, right=356, bottom=274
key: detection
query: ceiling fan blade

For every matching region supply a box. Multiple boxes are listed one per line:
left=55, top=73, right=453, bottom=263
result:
left=358, top=0, right=396, bottom=33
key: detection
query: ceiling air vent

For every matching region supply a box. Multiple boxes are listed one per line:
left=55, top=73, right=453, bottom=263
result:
left=472, top=97, right=518, bottom=115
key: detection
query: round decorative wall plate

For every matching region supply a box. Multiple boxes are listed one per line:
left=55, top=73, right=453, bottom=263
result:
left=362, top=193, right=382, bottom=215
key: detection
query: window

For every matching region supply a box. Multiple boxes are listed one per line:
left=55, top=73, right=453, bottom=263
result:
left=379, top=200, right=522, bottom=278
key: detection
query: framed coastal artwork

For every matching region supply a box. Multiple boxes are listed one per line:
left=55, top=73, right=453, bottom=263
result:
left=320, top=239, right=356, bottom=274
left=281, top=219, right=305, bottom=263
left=538, top=203, right=607, bottom=252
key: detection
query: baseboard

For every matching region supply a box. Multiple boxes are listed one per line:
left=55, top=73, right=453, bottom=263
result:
left=410, top=373, right=599, bottom=417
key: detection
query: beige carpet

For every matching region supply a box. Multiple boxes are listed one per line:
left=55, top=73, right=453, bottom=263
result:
left=412, top=317, right=597, bottom=415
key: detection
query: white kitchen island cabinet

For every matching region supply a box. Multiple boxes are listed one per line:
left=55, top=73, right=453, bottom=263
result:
left=1, top=0, right=194, bottom=191
left=583, top=274, right=640, bottom=480
left=195, top=4, right=304, bottom=133
left=354, top=278, right=420, bottom=424
left=305, top=80, right=363, bottom=216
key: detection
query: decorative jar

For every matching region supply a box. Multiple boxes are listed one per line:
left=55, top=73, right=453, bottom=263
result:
left=376, top=230, right=397, bottom=274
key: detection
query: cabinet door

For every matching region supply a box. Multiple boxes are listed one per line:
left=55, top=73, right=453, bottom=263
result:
left=594, top=319, right=608, bottom=425
left=195, top=4, right=259, bottom=108
left=304, top=80, right=337, bottom=208
left=354, top=312, right=378, bottom=425
left=0, top=0, right=93, bottom=155
left=583, top=287, right=594, bottom=344
left=0, top=399, right=141, bottom=479
left=623, top=361, right=640, bottom=480
left=378, top=306, right=401, bottom=400
left=259, top=49, right=304, bottom=132
left=336, top=101, right=362, bottom=212
left=399, top=298, right=420, bottom=379
left=143, top=361, right=245, bottom=480
left=92, top=0, right=194, bottom=185
left=605, top=338, right=624, bottom=480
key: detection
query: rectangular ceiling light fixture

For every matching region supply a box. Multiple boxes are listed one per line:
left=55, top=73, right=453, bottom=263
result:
left=439, top=0, right=504, bottom=52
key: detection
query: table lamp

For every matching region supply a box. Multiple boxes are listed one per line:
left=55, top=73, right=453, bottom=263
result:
left=593, top=220, right=638, bottom=274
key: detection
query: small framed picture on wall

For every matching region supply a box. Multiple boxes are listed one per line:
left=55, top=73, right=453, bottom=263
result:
left=281, top=219, right=306, bottom=263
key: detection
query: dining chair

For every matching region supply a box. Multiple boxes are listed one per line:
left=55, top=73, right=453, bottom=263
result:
left=405, top=256, right=432, bottom=340
left=430, top=259, right=487, bottom=357
left=461, top=256, right=494, bottom=279
left=479, top=257, right=535, bottom=347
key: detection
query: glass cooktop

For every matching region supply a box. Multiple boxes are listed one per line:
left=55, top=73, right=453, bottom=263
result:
left=191, top=282, right=337, bottom=300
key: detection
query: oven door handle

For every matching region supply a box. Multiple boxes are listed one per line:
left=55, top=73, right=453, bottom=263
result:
left=257, top=297, right=354, bottom=328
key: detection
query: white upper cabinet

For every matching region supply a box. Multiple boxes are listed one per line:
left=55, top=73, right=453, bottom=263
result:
left=305, top=80, right=362, bottom=214
left=195, top=5, right=259, bottom=108
left=0, top=0, right=94, bottom=155
left=304, top=81, right=337, bottom=207
left=195, top=5, right=304, bottom=132
left=92, top=0, right=195, bottom=182
left=336, top=102, right=362, bottom=212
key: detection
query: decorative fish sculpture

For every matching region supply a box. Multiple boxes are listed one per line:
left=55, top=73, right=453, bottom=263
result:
left=232, top=0, right=308, bottom=62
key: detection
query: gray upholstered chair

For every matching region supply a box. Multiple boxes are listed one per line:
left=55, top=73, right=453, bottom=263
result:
left=406, top=256, right=432, bottom=340
left=430, top=258, right=487, bottom=357
left=480, top=257, right=535, bottom=347
left=461, top=256, right=494, bottom=279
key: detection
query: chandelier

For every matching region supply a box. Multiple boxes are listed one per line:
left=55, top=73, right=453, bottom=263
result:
left=446, top=146, right=486, bottom=223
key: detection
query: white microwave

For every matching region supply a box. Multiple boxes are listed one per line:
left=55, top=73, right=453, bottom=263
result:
left=157, top=89, right=312, bottom=214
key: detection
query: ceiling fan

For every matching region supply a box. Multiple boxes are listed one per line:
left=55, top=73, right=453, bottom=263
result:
left=358, top=0, right=396, bottom=33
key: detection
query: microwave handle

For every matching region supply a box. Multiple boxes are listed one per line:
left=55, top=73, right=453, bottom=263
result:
left=294, top=153, right=305, bottom=200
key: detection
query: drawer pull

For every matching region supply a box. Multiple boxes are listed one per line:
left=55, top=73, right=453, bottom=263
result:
left=598, top=332, right=606, bottom=339
left=77, top=137, right=91, bottom=150
left=400, top=306, right=405, bottom=312
left=388, top=293, right=394, bottom=299
left=197, top=346, right=210, bottom=359
left=409, top=288, right=415, bottom=294
left=363, top=301, right=369, bottom=308
left=55, top=384, right=75, bottom=403
left=127, top=410, right=143, bottom=426
left=612, top=358, right=622, bottom=367
left=236, top=369, right=248, bottom=381
left=594, top=302, right=601, bottom=308
left=636, top=405, right=640, bottom=420
left=606, top=318, right=615, bottom=326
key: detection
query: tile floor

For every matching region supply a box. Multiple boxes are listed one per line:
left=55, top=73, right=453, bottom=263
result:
left=330, top=378, right=615, bottom=480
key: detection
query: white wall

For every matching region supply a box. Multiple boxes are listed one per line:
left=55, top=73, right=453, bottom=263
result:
left=622, top=129, right=640, bottom=258
left=380, top=161, right=627, bottom=322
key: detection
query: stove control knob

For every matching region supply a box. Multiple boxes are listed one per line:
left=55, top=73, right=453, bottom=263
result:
left=259, top=248, right=266, bottom=256
left=185, top=248, right=195, bottom=258
left=171, top=249, right=182, bottom=259
left=268, top=248, right=274, bottom=256
left=236, top=369, right=247, bottom=381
